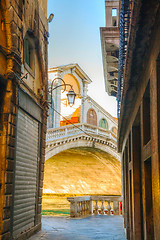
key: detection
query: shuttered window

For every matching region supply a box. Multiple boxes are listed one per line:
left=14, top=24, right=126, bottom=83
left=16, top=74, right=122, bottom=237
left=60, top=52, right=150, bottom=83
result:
left=12, top=109, right=39, bottom=237
left=99, top=118, right=108, bottom=129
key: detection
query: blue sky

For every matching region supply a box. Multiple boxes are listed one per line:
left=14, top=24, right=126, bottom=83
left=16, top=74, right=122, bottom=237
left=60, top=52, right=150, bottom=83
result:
left=47, top=0, right=117, bottom=117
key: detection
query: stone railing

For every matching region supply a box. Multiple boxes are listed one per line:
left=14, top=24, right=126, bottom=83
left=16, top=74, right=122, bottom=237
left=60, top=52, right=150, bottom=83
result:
left=67, top=195, right=122, bottom=218
left=47, top=123, right=117, bottom=143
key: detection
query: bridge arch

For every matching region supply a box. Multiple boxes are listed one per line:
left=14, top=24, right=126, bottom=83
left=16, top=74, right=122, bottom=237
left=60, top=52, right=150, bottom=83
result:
left=45, top=135, right=120, bottom=161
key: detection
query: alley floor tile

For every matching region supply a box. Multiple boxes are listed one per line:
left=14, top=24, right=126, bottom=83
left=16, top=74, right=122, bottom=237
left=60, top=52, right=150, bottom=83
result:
left=29, top=215, right=126, bottom=240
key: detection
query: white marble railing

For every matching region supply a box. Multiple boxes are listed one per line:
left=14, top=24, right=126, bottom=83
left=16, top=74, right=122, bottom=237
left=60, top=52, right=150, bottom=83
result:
left=67, top=195, right=122, bottom=218
left=47, top=123, right=117, bottom=143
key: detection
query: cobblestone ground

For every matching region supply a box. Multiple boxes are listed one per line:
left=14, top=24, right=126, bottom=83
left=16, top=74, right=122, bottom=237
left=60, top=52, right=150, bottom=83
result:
left=29, top=215, right=126, bottom=240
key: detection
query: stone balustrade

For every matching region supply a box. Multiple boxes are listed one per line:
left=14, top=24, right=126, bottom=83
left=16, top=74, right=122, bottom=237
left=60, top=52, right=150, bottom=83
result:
left=47, top=123, right=117, bottom=143
left=67, top=195, right=122, bottom=218
left=67, top=196, right=93, bottom=218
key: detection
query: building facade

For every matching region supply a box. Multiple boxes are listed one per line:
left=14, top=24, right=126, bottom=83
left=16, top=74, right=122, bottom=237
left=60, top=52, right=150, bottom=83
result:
left=100, top=0, right=120, bottom=97
left=47, top=64, right=118, bottom=136
left=0, top=1, right=48, bottom=239
left=83, top=96, right=118, bottom=135
left=118, top=0, right=160, bottom=239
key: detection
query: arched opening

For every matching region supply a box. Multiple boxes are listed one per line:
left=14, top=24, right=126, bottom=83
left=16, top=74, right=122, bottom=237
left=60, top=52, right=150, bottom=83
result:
left=99, top=118, right=108, bottom=130
left=112, top=127, right=117, bottom=136
left=43, top=147, right=121, bottom=216
left=87, top=108, right=97, bottom=126
left=60, top=74, right=81, bottom=126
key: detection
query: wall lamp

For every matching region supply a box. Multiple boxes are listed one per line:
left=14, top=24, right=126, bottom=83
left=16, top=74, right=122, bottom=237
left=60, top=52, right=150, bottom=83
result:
left=48, top=77, right=76, bottom=107
left=48, top=13, right=54, bottom=23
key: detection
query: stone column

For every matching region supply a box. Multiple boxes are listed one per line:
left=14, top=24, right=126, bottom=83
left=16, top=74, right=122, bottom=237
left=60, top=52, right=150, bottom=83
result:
left=81, top=80, right=88, bottom=123
left=70, top=200, right=78, bottom=218
left=113, top=201, right=119, bottom=215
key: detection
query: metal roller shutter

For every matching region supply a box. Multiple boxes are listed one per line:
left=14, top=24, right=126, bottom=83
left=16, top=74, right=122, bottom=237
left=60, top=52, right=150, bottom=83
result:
left=13, top=109, right=39, bottom=237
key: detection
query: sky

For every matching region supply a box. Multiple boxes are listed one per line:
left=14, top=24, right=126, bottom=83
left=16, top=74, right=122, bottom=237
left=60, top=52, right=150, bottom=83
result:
left=47, top=0, right=117, bottom=117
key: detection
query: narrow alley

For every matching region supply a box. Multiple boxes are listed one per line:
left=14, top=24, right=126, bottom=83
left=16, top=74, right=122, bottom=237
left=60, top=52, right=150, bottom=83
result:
left=0, top=0, right=160, bottom=239
left=29, top=215, right=126, bottom=240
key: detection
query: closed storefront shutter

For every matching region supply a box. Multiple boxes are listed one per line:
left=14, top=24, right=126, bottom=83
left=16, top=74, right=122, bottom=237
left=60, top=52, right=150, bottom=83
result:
left=12, top=109, right=39, bottom=237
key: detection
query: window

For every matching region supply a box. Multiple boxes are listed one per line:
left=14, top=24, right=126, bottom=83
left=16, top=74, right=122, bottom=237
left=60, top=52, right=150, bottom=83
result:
left=112, top=127, right=118, bottom=135
left=90, top=109, right=94, bottom=117
left=112, top=8, right=117, bottom=27
left=87, top=109, right=97, bottom=126
left=110, top=72, right=114, bottom=76
left=99, top=118, right=108, bottom=130
left=112, top=8, right=117, bottom=17
left=24, top=36, right=35, bottom=75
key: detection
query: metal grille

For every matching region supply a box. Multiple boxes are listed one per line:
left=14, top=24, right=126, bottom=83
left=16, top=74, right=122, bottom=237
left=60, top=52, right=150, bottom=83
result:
left=13, top=109, right=39, bottom=237
left=117, top=0, right=132, bottom=118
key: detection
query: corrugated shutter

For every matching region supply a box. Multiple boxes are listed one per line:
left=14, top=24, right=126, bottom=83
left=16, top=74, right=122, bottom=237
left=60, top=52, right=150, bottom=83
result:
left=13, top=109, right=39, bottom=237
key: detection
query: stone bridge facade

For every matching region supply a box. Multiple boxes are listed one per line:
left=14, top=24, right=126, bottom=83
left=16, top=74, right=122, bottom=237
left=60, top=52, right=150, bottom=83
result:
left=46, top=123, right=120, bottom=161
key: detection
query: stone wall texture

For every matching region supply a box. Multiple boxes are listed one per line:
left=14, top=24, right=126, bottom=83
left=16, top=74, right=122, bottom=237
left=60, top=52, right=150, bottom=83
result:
left=0, top=1, right=48, bottom=239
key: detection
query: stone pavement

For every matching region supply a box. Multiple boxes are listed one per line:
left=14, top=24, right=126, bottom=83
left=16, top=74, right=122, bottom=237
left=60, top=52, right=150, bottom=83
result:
left=29, top=215, right=126, bottom=240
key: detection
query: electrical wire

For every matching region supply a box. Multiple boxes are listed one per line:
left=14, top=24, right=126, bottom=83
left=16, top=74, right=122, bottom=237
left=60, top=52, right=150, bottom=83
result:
left=48, top=103, right=96, bottom=141
left=0, top=45, right=21, bottom=58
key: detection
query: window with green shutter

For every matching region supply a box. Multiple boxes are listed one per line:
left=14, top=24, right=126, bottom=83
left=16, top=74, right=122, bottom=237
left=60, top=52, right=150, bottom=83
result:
left=99, top=118, right=108, bottom=129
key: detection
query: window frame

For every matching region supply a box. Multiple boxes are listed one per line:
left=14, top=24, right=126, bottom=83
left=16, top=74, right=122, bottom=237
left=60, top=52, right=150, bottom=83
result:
left=24, top=34, right=35, bottom=78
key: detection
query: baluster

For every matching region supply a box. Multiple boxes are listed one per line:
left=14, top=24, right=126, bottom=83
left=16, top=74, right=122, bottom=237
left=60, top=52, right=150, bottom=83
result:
left=81, top=201, right=84, bottom=215
left=96, top=128, right=99, bottom=135
left=64, top=128, right=67, bottom=136
left=107, top=201, right=111, bottom=215
left=113, top=201, right=120, bottom=215
left=89, top=199, right=93, bottom=215
left=80, top=202, right=83, bottom=216
left=86, top=201, right=90, bottom=215
left=84, top=201, right=87, bottom=215
left=77, top=201, right=80, bottom=217
left=101, top=200, right=105, bottom=215
left=83, top=201, right=86, bottom=215
left=94, top=200, right=99, bottom=215
left=87, top=200, right=91, bottom=215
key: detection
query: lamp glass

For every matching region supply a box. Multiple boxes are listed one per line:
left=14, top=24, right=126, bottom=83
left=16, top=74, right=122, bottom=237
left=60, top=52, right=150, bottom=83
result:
left=67, top=90, right=76, bottom=106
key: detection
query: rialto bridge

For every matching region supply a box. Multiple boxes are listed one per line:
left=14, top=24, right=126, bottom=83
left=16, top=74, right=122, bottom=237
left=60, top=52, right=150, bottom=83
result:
left=46, top=123, right=120, bottom=161
left=46, top=64, right=119, bottom=161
